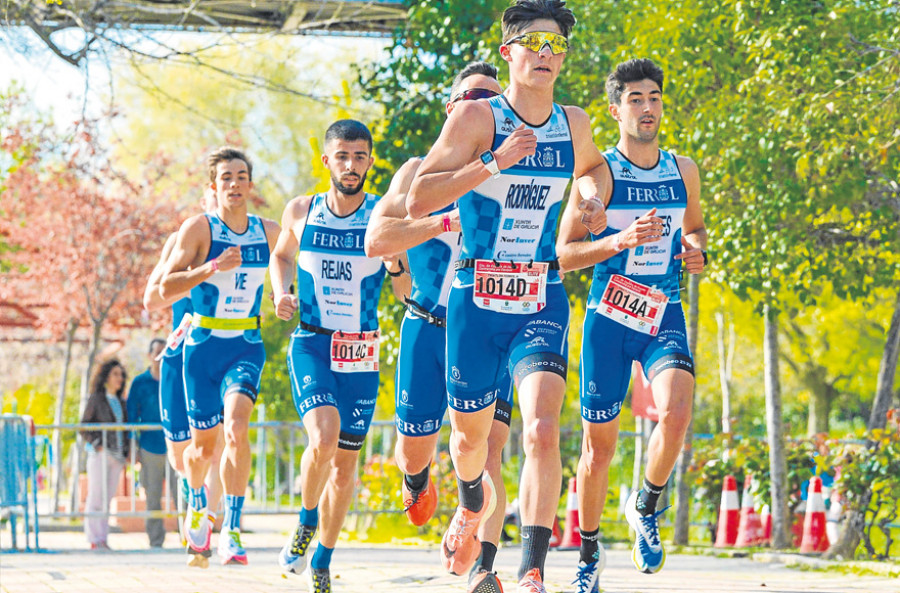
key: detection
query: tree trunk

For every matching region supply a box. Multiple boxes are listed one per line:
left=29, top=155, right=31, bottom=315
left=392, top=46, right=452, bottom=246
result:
left=51, top=318, right=78, bottom=514
left=716, top=311, right=733, bottom=434
left=827, top=288, right=900, bottom=559
left=764, top=304, right=790, bottom=549
left=806, top=374, right=836, bottom=436
left=69, top=320, right=103, bottom=514
left=674, top=273, right=700, bottom=545
left=869, top=288, right=900, bottom=431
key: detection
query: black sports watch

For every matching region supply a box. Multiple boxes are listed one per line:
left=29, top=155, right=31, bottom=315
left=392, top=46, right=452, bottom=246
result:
left=701, top=250, right=709, bottom=266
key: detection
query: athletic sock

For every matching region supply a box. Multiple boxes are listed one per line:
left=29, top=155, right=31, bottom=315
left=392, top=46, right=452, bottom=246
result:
left=223, top=494, right=243, bottom=531
left=579, top=528, right=600, bottom=564
left=478, top=541, right=498, bottom=572
left=310, top=543, right=334, bottom=570
left=189, top=486, right=207, bottom=511
left=517, top=525, right=552, bottom=580
left=299, top=505, right=319, bottom=528
left=637, top=478, right=665, bottom=516
left=404, top=466, right=430, bottom=493
left=458, top=473, right=485, bottom=512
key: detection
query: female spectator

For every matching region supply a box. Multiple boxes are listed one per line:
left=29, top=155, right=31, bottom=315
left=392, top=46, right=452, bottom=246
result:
left=81, top=358, right=130, bottom=550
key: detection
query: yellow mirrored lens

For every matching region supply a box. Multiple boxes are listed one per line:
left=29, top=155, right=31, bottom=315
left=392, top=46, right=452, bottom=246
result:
left=514, top=32, right=568, bottom=54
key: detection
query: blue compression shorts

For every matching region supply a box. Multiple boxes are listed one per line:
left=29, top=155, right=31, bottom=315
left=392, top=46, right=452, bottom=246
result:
left=182, top=336, right=265, bottom=430
left=159, top=347, right=190, bottom=442
left=288, top=330, right=379, bottom=451
left=580, top=302, right=693, bottom=423
left=446, top=282, right=569, bottom=413
left=395, top=312, right=513, bottom=435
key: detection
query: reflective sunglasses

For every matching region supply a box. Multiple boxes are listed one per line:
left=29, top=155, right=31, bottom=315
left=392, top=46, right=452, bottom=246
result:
left=504, top=31, right=569, bottom=55
left=451, top=87, right=501, bottom=103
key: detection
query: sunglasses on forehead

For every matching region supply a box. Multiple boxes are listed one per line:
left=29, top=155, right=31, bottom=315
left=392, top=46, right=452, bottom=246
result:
left=451, top=88, right=501, bottom=103
left=504, top=31, right=569, bottom=55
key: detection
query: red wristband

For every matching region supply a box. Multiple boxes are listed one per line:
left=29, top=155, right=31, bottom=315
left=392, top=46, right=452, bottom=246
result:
left=210, top=259, right=219, bottom=273
left=442, top=214, right=452, bottom=233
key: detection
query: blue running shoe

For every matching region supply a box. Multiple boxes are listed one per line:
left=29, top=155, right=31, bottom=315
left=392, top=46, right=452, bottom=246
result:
left=573, top=543, right=606, bottom=593
left=625, top=490, right=668, bottom=573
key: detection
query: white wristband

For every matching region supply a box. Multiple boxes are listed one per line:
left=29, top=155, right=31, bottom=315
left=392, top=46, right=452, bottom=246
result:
left=613, top=232, right=624, bottom=253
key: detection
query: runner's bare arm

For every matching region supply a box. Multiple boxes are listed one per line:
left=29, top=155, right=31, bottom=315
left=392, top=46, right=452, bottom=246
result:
left=556, top=170, right=618, bottom=272
left=159, top=216, right=220, bottom=299
left=144, top=232, right=189, bottom=311
left=269, top=196, right=312, bottom=320
left=365, top=159, right=461, bottom=258
left=384, top=253, right=412, bottom=302
left=407, top=101, right=494, bottom=219
left=566, top=106, right=609, bottom=234
left=674, top=156, right=707, bottom=274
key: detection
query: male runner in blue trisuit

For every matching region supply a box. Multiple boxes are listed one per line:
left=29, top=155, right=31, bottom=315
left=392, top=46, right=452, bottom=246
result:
left=269, top=120, right=408, bottom=593
left=407, top=2, right=610, bottom=591
left=161, top=148, right=281, bottom=566
left=557, top=58, right=707, bottom=592
left=365, top=61, right=513, bottom=593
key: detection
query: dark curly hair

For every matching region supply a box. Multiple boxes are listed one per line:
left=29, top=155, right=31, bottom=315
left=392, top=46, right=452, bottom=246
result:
left=89, top=358, right=127, bottom=399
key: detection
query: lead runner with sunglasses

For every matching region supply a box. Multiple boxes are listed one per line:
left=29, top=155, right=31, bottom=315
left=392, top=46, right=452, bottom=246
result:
left=365, top=61, right=514, bottom=593
left=407, top=2, right=609, bottom=592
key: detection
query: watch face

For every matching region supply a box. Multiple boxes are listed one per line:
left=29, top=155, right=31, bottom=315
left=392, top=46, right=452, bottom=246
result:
left=480, top=151, right=494, bottom=165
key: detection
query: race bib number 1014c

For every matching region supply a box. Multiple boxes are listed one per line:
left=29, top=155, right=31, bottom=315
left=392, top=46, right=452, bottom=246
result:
left=330, top=330, right=380, bottom=373
left=597, top=275, right=668, bottom=335
left=473, top=260, right=547, bottom=315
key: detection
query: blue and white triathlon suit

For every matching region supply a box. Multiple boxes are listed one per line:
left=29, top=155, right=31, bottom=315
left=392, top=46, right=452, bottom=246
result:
left=289, top=193, right=387, bottom=451
left=446, top=95, right=572, bottom=413
left=159, top=297, right=192, bottom=442
left=182, top=213, right=269, bottom=430
left=397, top=195, right=513, bottom=437
left=580, top=148, right=694, bottom=424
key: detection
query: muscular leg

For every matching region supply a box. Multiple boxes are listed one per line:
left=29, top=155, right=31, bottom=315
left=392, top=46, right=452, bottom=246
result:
left=644, top=368, right=693, bottom=486
left=517, top=372, right=565, bottom=528
left=448, top=406, right=495, bottom=482
left=395, top=433, right=439, bottom=477
left=479, top=419, right=510, bottom=545
left=167, top=439, right=190, bottom=474
left=299, top=406, right=341, bottom=511
left=183, top=426, right=219, bottom=492
left=220, top=393, right=254, bottom=497
left=207, top=427, right=225, bottom=513
left=317, top=448, right=361, bottom=548
left=577, top=417, right=620, bottom=532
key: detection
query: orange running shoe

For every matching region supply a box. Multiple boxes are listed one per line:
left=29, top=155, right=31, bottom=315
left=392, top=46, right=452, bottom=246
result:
left=440, top=472, right=497, bottom=576
left=516, top=568, right=547, bottom=593
left=403, top=475, right=438, bottom=526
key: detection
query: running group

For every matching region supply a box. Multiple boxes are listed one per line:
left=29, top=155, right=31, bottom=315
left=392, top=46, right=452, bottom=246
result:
left=143, top=1, right=708, bottom=592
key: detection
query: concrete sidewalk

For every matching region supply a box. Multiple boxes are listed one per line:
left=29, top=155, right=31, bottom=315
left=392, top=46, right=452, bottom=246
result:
left=2, top=514, right=897, bottom=593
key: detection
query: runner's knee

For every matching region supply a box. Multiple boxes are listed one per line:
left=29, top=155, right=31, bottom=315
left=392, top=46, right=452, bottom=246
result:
left=522, top=416, right=559, bottom=456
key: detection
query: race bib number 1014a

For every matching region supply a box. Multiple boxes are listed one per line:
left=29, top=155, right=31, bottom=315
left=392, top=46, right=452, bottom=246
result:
left=473, top=260, right=547, bottom=314
left=597, top=275, right=668, bottom=335
left=330, top=330, right=380, bottom=373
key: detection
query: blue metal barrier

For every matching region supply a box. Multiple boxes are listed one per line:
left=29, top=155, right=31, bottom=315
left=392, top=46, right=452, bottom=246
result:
left=0, top=414, right=40, bottom=551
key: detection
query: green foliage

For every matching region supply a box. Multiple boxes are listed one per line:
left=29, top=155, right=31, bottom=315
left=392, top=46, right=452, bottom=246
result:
left=832, top=423, right=900, bottom=559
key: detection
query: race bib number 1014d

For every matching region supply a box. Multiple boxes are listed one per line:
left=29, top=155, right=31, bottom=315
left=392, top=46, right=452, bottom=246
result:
left=597, top=275, right=668, bottom=335
left=473, top=260, right=547, bottom=315
left=330, top=330, right=380, bottom=373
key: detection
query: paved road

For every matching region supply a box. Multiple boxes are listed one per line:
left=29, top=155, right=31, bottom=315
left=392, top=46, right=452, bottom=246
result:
left=2, top=517, right=897, bottom=593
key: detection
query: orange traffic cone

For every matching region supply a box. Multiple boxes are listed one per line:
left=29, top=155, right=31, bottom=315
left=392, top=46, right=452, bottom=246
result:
left=714, top=475, right=740, bottom=548
left=759, top=503, right=772, bottom=545
left=735, top=475, right=764, bottom=547
left=549, top=515, right=562, bottom=548
left=559, top=477, right=581, bottom=549
left=799, top=476, right=829, bottom=553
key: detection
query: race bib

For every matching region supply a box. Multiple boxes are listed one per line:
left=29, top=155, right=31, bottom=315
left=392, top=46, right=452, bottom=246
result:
left=330, top=330, right=380, bottom=373
left=157, top=313, right=193, bottom=359
left=473, top=260, right=547, bottom=314
left=597, top=275, right=668, bottom=335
